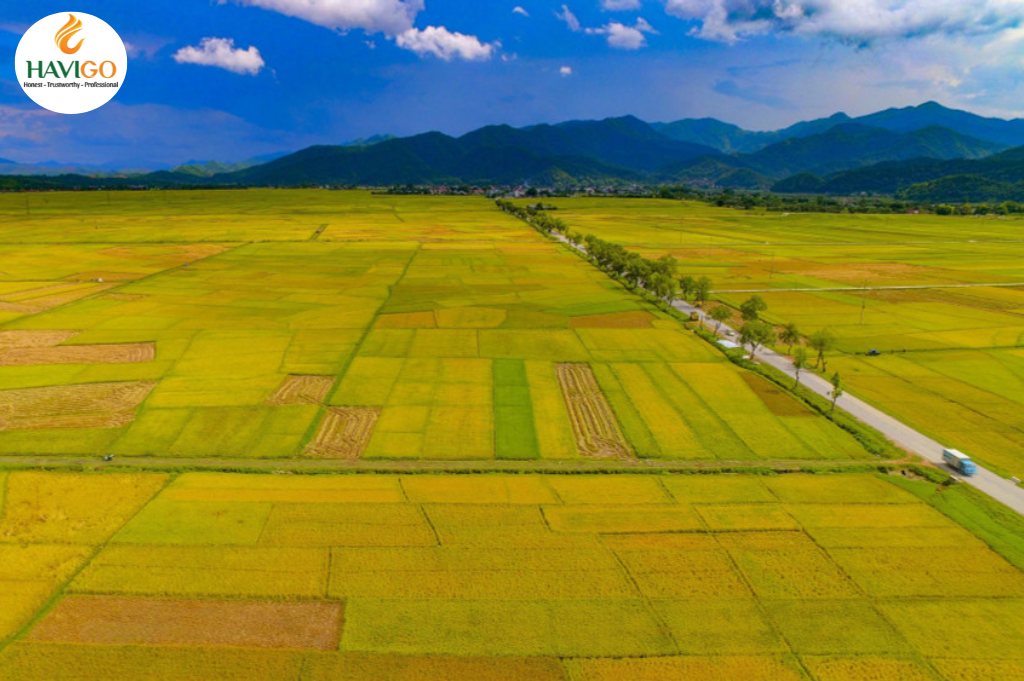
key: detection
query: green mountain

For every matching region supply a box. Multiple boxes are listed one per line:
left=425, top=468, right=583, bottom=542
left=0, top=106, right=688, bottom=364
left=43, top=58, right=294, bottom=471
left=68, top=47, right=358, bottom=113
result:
left=5, top=103, right=1024, bottom=195
left=652, top=119, right=774, bottom=154
left=812, top=144, right=1024, bottom=197
left=856, top=102, right=1024, bottom=147
left=458, top=116, right=718, bottom=172
left=656, top=103, right=1024, bottom=155
left=656, top=156, right=772, bottom=190
left=748, top=124, right=1005, bottom=178
left=899, top=175, right=1024, bottom=203
left=226, top=117, right=710, bottom=186
left=226, top=129, right=647, bottom=187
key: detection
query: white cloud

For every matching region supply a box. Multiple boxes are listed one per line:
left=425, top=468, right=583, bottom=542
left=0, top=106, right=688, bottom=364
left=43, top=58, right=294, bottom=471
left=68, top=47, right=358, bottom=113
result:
left=396, top=26, right=497, bottom=61
left=513, top=6, right=530, bottom=17
left=556, top=5, right=581, bottom=31
left=602, top=0, right=641, bottom=9
left=123, top=34, right=174, bottom=60
left=229, top=0, right=492, bottom=62
left=664, top=0, right=1024, bottom=44
left=586, top=17, right=656, bottom=49
left=560, top=65, right=573, bottom=76
left=227, top=0, right=423, bottom=36
left=172, top=37, right=265, bottom=75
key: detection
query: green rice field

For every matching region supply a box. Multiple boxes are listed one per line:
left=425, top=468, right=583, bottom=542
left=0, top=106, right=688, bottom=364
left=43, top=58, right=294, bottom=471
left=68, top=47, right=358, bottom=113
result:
left=530, top=198, right=1024, bottom=476
left=0, top=190, right=866, bottom=463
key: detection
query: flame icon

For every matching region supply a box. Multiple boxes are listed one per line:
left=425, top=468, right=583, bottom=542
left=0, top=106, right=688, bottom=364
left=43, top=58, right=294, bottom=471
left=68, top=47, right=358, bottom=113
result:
left=55, top=14, right=84, bottom=55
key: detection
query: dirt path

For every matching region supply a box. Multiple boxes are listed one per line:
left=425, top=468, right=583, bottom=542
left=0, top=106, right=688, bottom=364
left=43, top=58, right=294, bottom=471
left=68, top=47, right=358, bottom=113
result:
left=0, top=455, right=904, bottom=474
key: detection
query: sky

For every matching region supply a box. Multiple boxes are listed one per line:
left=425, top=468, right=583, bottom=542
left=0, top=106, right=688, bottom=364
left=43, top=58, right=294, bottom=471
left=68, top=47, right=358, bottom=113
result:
left=2, top=1, right=1024, bottom=168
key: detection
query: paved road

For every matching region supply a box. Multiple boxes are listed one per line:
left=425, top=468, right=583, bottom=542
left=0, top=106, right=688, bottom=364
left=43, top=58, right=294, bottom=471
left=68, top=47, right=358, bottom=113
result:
left=677, top=300, right=1024, bottom=516
left=543, top=226, right=1024, bottom=515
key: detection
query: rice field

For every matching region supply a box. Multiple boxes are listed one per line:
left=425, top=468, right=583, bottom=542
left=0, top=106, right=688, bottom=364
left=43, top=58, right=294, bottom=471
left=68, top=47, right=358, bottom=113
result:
left=527, top=197, right=1024, bottom=476
left=1, top=469, right=1023, bottom=679
left=4, top=190, right=1020, bottom=677
left=0, top=190, right=867, bottom=463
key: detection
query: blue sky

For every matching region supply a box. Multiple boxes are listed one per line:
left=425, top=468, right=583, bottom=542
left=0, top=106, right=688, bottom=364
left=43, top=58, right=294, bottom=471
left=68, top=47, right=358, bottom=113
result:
left=3, top=1, right=1024, bottom=168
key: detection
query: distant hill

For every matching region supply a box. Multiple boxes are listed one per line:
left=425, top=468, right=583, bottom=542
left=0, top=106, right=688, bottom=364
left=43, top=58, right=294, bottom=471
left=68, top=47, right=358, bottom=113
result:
left=656, top=155, right=772, bottom=190
left=5, top=102, right=1024, bottom=197
left=652, top=119, right=774, bottom=154
left=172, top=152, right=289, bottom=177
left=341, top=134, right=396, bottom=147
left=783, top=144, right=1024, bottom=197
left=749, top=124, right=1006, bottom=178
left=856, top=102, right=1024, bottom=147
left=227, top=127, right=648, bottom=186
left=656, top=103, right=1024, bottom=157
left=226, top=116, right=714, bottom=186
left=458, top=116, right=717, bottom=172
left=899, top=175, right=1024, bottom=203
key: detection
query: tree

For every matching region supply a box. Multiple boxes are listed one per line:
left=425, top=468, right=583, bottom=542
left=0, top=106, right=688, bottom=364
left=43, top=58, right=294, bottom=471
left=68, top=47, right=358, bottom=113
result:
left=678, top=276, right=696, bottom=301
left=829, top=371, right=844, bottom=412
left=780, top=322, right=801, bottom=354
left=792, top=346, right=809, bottom=388
left=694, top=276, right=713, bottom=306
left=740, top=295, right=768, bottom=321
left=739, top=321, right=777, bottom=360
left=647, top=272, right=675, bottom=303
left=709, top=305, right=732, bottom=332
left=807, top=328, right=837, bottom=371
left=653, top=254, right=678, bottom=280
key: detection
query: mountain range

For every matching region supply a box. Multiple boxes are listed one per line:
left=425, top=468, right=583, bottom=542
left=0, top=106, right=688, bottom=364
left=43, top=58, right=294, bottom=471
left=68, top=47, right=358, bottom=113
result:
left=5, top=102, right=1024, bottom=201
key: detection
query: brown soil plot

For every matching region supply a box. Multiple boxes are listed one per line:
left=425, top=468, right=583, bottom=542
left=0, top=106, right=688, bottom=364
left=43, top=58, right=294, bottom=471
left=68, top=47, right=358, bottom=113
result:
left=0, top=342, right=155, bottom=367
left=304, top=407, right=381, bottom=459
left=0, top=330, right=80, bottom=350
left=557, top=363, right=633, bottom=459
left=27, top=596, right=343, bottom=650
left=267, top=375, right=335, bottom=406
left=10, top=283, right=116, bottom=310
left=0, top=381, right=155, bottom=431
left=0, top=302, right=43, bottom=314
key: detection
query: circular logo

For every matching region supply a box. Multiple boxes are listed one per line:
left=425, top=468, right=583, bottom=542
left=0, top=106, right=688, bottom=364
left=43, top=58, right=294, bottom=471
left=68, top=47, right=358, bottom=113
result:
left=15, top=12, right=128, bottom=115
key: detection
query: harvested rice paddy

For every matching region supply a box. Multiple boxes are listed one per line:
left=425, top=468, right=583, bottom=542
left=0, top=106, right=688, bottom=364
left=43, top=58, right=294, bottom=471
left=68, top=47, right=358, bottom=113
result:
left=0, top=470, right=1022, bottom=679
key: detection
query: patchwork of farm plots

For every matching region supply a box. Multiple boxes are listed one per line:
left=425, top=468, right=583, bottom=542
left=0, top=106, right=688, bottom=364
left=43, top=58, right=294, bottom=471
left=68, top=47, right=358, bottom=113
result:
left=0, top=190, right=538, bottom=243
left=0, top=191, right=866, bottom=462
left=2, top=470, right=1023, bottom=680
left=530, top=198, right=1024, bottom=476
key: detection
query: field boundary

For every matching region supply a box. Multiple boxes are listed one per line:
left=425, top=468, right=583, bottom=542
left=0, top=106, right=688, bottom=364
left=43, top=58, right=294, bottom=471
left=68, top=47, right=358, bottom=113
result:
left=0, top=456, right=933, bottom=477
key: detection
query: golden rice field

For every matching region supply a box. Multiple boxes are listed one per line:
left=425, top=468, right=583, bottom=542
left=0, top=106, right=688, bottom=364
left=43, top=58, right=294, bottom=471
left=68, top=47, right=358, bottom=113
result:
left=0, top=190, right=867, bottom=463
left=1, top=470, right=1023, bottom=680
left=525, top=197, right=1024, bottom=477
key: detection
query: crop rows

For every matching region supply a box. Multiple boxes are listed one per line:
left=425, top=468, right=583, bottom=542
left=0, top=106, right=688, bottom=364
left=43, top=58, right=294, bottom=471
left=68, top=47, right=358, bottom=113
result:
left=1, top=470, right=1022, bottom=679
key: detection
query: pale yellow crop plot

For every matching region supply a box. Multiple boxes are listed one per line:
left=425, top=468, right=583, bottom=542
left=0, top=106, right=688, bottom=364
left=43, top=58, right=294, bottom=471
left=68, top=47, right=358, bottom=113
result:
left=0, top=471, right=167, bottom=644
left=2, top=470, right=1022, bottom=678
